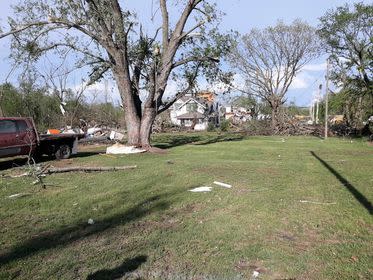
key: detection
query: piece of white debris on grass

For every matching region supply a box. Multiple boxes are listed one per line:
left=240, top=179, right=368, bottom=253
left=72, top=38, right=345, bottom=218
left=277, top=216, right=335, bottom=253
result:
left=8, top=193, right=30, bottom=199
left=251, top=270, right=260, bottom=279
left=189, top=186, right=212, bottom=192
left=213, top=181, right=232, bottom=188
left=88, top=218, right=95, bottom=225
left=106, top=143, right=146, bottom=154
left=299, top=200, right=336, bottom=205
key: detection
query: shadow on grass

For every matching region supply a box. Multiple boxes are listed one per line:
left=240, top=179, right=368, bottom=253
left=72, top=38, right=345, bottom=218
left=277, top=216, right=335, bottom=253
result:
left=0, top=192, right=176, bottom=265
left=0, top=151, right=102, bottom=171
left=86, top=255, right=147, bottom=280
left=310, top=151, right=373, bottom=215
left=0, top=157, right=30, bottom=171
left=71, top=151, right=104, bottom=159
left=153, top=133, right=245, bottom=149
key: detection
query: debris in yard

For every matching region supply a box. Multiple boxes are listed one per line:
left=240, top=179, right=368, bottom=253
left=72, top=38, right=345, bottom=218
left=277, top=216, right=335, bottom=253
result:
left=109, top=130, right=125, bottom=141
left=5, top=172, right=29, bottom=178
left=251, top=271, right=260, bottom=279
left=189, top=186, right=212, bottom=192
left=213, top=181, right=232, bottom=188
left=87, top=127, right=103, bottom=136
left=31, top=179, right=40, bottom=185
left=8, top=193, right=31, bottom=199
left=166, top=160, right=174, bottom=164
left=106, top=143, right=146, bottom=154
left=88, top=218, right=95, bottom=225
left=43, top=165, right=137, bottom=174
left=299, top=200, right=336, bottom=205
left=46, top=128, right=61, bottom=135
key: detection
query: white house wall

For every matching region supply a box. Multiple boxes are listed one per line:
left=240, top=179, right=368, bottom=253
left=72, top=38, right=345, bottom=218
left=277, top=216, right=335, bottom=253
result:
left=170, top=99, right=207, bottom=126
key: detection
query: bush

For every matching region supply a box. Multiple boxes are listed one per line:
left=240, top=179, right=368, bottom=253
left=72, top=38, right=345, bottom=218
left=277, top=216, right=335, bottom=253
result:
left=207, top=122, right=216, bottom=132
left=220, top=119, right=230, bottom=132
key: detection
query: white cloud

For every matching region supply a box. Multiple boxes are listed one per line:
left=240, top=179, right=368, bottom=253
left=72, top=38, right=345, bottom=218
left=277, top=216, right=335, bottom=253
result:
left=70, top=80, right=121, bottom=105
left=302, top=63, right=327, bottom=72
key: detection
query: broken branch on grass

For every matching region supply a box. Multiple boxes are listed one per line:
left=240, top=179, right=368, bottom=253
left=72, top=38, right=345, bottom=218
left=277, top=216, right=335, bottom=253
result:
left=42, top=165, right=137, bottom=174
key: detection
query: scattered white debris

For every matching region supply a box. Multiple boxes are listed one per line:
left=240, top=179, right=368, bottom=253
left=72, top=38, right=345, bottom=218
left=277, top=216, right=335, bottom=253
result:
left=281, top=138, right=285, bottom=142
left=109, top=130, right=125, bottom=141
left=189, top=186, right=212, bottom=192
left=8, top=172, right=29, bottom=178
left=251, top=270, right=260, bottom=279
left=299, top=200, right=336, bottom=205
left=88, top=218, right=95, bottom=225
left=106, top=143, right=146, bottom=154
left=213, top=181, right=232, bottom=188
left=8, top=193, right=30, bottom=199
left=31, top=179, right=40, bottom=185
left=87, top=127, right=102, bottom=135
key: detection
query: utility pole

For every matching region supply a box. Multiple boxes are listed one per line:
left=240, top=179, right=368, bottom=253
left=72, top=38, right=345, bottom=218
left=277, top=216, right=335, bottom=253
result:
left=310, top=101, right=314, bottom=123
left=316, top=84, right=322, bottom=124
left=324, top=59, right=330, bottom=139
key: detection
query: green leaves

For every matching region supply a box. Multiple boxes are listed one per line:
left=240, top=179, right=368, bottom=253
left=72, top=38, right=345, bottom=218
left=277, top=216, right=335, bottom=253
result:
left=318, top=2, right=372, bottom=96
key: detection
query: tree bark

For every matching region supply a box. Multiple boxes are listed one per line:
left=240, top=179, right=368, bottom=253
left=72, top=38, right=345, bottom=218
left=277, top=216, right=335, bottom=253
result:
left=113, top=68, right=141, bottom=146
left=139, top=107, right=157, bottom=148
left=270, top=100, right=282, bottom=131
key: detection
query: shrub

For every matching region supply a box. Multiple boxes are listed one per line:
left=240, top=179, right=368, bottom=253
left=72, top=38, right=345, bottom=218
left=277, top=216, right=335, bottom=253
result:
left=220, top=119, right=230, bottom=132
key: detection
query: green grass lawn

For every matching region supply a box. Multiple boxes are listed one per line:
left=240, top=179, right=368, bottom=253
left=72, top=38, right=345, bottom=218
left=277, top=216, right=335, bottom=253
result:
left=0, top=133, right=372, bottom=279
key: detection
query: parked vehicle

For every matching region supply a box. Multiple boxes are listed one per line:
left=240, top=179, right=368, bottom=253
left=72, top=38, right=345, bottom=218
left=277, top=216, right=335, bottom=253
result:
left=0, top=117, right=84, bottom=160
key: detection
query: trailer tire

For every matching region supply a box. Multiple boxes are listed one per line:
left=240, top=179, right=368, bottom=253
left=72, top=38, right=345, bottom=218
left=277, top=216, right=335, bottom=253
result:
left=55, top=144, right=71, bottom=160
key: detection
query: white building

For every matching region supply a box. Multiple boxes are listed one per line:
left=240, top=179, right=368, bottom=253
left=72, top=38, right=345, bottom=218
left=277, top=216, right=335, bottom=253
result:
left=170, top=96, right=208, bottom=129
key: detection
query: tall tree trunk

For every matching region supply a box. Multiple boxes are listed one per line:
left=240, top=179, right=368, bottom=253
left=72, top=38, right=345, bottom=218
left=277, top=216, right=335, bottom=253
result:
left=270, top=101, right=281, bottom=131
left=114, top=71, right=141, bottom=146
left=139, top=107, right=157, bottom=148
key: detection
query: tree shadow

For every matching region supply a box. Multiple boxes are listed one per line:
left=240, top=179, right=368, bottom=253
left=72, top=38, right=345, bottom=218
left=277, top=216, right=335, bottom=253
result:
left=0, top=192, right=177, bottom=265
left=310, top=151, right=372, bottom=215
left=153, top=133, right=245, bottom=149
left=86, top=255, right=147, bottom=280
left=70, top=151, right=104, bottom=159
left=0, top=151, right=105, bottom=171
left=0, top=157, right=30, bottom=171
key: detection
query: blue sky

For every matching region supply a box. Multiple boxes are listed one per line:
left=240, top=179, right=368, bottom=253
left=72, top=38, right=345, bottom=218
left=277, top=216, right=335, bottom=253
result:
left=0, top=0, right=370, bottom=106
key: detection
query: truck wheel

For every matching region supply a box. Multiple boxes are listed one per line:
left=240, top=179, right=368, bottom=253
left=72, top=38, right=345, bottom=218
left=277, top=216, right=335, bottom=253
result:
left=55, top=145, right=71, bottom=160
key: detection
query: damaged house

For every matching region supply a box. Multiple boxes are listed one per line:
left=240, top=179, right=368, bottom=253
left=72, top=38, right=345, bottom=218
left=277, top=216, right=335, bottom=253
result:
left=170, top=91, right=219, bottom=130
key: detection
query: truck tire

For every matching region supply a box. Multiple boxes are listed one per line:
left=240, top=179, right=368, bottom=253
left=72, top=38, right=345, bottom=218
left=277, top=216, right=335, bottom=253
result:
left=55, top=144, right=71, bottom=160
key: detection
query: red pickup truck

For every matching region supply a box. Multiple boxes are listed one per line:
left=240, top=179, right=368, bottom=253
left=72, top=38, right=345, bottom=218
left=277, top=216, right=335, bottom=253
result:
left=0, top=117, right=84, bottom=160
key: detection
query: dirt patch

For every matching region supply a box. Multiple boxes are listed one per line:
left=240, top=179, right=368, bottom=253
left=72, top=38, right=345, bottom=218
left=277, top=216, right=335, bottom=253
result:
left=255, top=167, right=280, bottom=176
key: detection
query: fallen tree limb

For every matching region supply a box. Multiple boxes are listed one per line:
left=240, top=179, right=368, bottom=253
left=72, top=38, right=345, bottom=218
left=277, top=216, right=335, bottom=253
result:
left=43, top=165, right=137, bottom=174
left=3, top=172, right=30, bottom=178
left=299, top=200, right=336, bottom=205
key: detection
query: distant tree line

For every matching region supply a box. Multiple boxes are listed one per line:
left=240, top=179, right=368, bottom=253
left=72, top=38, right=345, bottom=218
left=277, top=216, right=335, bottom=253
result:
left=0, top=82, right=124, bottom=132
